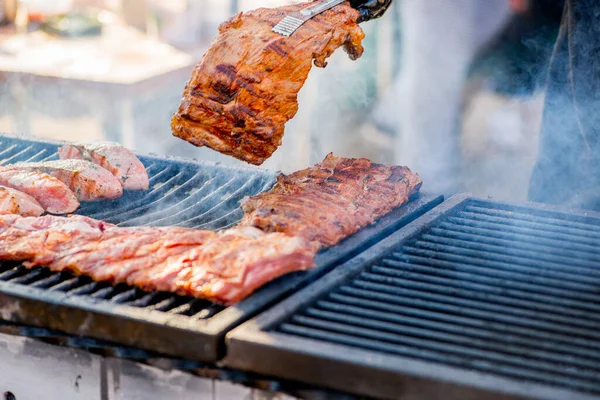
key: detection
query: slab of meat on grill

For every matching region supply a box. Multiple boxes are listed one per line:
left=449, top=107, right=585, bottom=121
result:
left=58, top=142, right=149, bottom=191
left=5, top=159, right=123, bottom=202
left=0, top=215, right=316, bottom=304
left=135, top=226, right=315, bottom=304
left=171, top=1, right=365, bottom=165
left=0, top=168, right=79, bottom=214
left=0, top=185, right=44, bottom=217
left=240, top=153, right=422, bottom=249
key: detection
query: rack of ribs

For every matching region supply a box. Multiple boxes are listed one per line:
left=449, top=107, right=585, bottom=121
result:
left=239, top=153, right=423, bottom=250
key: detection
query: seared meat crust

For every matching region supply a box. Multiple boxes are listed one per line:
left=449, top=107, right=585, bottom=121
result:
left=240, top=153, right=422, bottom=249
left=0, top=215, right=316, bottom=304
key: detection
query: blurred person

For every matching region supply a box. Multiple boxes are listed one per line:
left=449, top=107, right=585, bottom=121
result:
left=371, top=0, right=513, bottom=194
left=371, top=0, right=563, bottom=194
left=527, top=0, right=600, bottom=210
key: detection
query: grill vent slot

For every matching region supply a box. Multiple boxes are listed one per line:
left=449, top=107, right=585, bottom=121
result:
left=274, top=201, right=600, bottom=395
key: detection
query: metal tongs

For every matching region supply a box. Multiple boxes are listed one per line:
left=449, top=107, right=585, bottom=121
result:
left=272, top=0, right=346, bottom=37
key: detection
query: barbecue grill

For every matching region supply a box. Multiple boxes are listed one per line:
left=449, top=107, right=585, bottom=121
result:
left=0, top=133, right=442, bottom=364
left=225, top=193, right=600, bottom=400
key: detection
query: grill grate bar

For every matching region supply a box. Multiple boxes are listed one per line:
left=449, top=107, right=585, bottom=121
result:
left=148, top=296, right=183, bottom=312
left=30, top=273, right=65, bottom=289
left=317, top=298, right=600, bottom=361
left=190, top=303, right=224, bottom=319
left=439, top=220, right=600, bottom=257
left=166, top=301, right=193, bottom=315
left=5, top=268, right=47, bottom=285
left=420, top=233, right=600, bottom=273
left=69, top=281, right=105, bottom=296
left=288, top=315, right=600, bottom=379
left=90, top=284, right=130, bottom=300
left=0, top=266, right=29, bottom=281
left=191, top=209, right=245, bottom=231
left=428, top=227, right=600, bottom=262
left=0, top=143, right=18, bottom=159
left=464, top=205, right=600, bottom=232
left=129, top=292, right=164, bottom=307
left=49, top=277, right=89, bottom=292
left=79, top=164, right=174, bottom=220
left=111, top=169, right=211, bottom=225
left=0, top=147, right=45, bottom=164
left=174, top=176, right=275, bottom=229
left=122, top=173, right=225, bottom=226
left=361, top=269, right=600, bottom=317
left=110, top=288, right=144, bottom=304
left=346, top=281, right=600, bottom=346
left=406, top=241, right=600, bottom=284
left=302, top=306, right=600, bottom=371
left=451, top=213, right=600, bottom=243
left=382, top=255, right=600, bottom=303
left=39, top=151, right=59, bottom=162
left=278, top=322, right=600, bottom=394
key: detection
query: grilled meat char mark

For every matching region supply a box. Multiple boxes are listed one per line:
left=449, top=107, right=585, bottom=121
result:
left=0, top=168, right=79, bottom=214
left=240, top=153, right=422, bottom=249
left=171, top=1, right=365, bottom=165
left=0, top=215, right=317, bottom=304
left=6, top=159, right=123, bottom=202
left=0, top=185, right=44, bottom=217
left=58, top=141, right=149, bottom=191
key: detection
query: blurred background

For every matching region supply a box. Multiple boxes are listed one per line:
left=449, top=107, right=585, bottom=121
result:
left=0, top=0, right=563, bottom=200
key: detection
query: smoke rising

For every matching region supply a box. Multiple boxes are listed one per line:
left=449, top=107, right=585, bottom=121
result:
left=528, top=0, right=600, bottom=210
left=0, top=0, right=571, bottom=207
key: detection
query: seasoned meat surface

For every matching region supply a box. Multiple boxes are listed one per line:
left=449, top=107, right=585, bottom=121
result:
left=240, top=153, right=422, bottom=249
left=0, top=215, right=316, bottom=304
left=171, top=1, right=364, bottom=165
left=0, top=185, right=44, bottom=217
left=128, top=226, right=315, bottom=304
left=58, top=142, right=149, bottom=191
left=7, top=160, right=123, bottom=202
left=0, top=168, right=79, bottom=214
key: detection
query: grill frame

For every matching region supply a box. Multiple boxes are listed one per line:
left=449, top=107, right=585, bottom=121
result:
left=0, top=134, right=443, bottom=363
left=224, top=194, right=600, bottom=400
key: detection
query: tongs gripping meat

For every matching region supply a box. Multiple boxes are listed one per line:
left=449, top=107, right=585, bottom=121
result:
left=349, top=0, right=393, bottom=23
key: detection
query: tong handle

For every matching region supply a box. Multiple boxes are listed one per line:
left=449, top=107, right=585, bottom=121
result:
left=300, top=0, right=346, bottom=17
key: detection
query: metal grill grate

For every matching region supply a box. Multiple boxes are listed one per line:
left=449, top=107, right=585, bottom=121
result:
left=0, top=134, right=442, bottom=364
left=0, top=264, right=224, bottom=319
left=0, top=136, right=275, bottom=322
left=225, top=195, right=600, bottom=400
left=0, top=136, right=275, bottom=230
